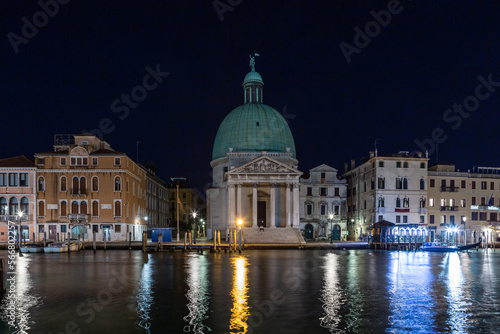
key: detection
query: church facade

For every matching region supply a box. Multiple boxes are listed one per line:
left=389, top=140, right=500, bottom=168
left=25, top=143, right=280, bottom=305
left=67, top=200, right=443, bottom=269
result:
left=206, top=57, right=303, bottom=242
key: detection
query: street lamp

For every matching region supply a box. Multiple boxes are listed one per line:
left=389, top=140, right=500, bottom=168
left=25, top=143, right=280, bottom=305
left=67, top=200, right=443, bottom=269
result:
left=17, top=210, right=24, bottom=256
left=462, top=216, right=467, bottom=245
left=237, top=219, right=243, bottom=252
left=192, top=212, right=197, bottom=244
left=329, top=213, right=334, bottom=244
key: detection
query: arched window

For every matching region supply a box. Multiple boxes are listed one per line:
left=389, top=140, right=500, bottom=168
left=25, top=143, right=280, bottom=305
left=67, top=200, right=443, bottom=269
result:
left=378, top=177, right=385, bottom=189
left=115, top=176, right=121, bottom=192
left=61, top=201, right=67, bottom=217
left=114, top=201, right=121, bottom=217
left=61, top=176, right=67, bottom=192
left=420, top=198, right=426, bottom=208
left=81, top=201, right=88, bottom=215
left=378, top=197, right=385, bottom=207
left=92, top=201, right=99, bottom=217
left=396, top=197, right=401, bottom=208
left=403, top=162, right=408, bottom=168
left=38, top=201, right=45, bottom=217
left=80, top=177, right=86, bottom=194
left=72, top=177, right=79, bottom=194
left=403, top=197, right=410, bottom=208
left=396, top=178, right=402, bottom=190
left=92, top=176, right=99, bottom=192
left=420, top=178, right=425, bottom=190
left=38, top=177, right=45, bottom=192
left=0, top=197, right=7, bottom=215
left=403, top=178, right=408, bottom=190
left=20, top=197, right=29, bottom=214
left=9, top=197, right=19, bottom=215
left=72, top=201, right=79, bottom=214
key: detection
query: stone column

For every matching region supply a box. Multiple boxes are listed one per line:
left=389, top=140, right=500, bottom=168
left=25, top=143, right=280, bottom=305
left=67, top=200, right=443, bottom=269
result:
left=228, top=184, right=235, bottom=228
left=270, top=183, right=276, bottom=228
left=292, top=183, right=300, bottom=227
left=252, top=183, right=258, bottom=228
left=285, top=183, right=291, bottom=227
left=236, top=183, right=242, bottom=221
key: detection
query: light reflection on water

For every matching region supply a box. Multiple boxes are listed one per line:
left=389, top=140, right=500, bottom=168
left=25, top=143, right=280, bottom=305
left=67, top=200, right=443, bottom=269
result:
left=0, top=256, right=43, bottom=334
left=386, top=252, right=436, bottom=334
left=136, top=255, right=154, bottom=333
left=183, top=254, right=210, bottom=333
left=319, top=253, right=345, bottom=334
left=229, top=256, right=249, bottom=334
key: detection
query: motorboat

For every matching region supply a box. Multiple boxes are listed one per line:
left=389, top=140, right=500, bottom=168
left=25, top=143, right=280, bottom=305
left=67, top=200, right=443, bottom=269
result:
left=421, top=238, right=482, bottom=252
left=44, top=242, right=68, bottom=253
left=70, top=238, right=83, bottom=250
left=20, top=243, right=44, bottom=253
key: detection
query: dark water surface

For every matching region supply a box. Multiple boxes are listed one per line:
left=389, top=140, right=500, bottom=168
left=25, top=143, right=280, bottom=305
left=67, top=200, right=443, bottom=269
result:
left=1, top=249, right=499, bottom=334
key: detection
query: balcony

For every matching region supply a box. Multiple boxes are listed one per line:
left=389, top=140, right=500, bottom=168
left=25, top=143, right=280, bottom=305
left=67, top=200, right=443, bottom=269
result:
left=0, top=214, right=34, bottom=222
left=440, top=206, right=459, bottom=211
left=69, top=214, right=89, bottom=221
left=71, top=188, right=87, bottom=195
left=440, top=186, right=459, bottom=192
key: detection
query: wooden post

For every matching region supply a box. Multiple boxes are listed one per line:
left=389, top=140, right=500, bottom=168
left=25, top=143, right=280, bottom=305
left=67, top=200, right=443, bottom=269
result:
left=142, top=231, right=147, bottom=252
left=213, top=230, right=217, bottom=252
left=57, top=232, right=59, bottom=243
left=158, top=233, right=163, bottom=251
left=33, top=232, right=35, bottom=244
left=104, top=234, right=107, bottom=252
left=238, top=229, right=242, bottom=253
left=189, top=232, right=192, bottom=247
left=67, top=232, right=70, bottom=253
left=43, top=232, right=46, bottom=247
left=93, top=231, right=96, bottom=254
left=234, top=230, right=237, bottom=251
left=129, top=232, right=132, bottom=250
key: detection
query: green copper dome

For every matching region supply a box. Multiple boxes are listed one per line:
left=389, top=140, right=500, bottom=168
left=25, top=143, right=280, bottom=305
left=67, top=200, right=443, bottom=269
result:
left=212, top=103, right=296, bottom=160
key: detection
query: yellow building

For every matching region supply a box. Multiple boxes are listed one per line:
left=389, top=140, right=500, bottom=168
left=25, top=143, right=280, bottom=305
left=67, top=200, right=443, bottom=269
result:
left=34, top=134, right=147, bottom=242
left=168, top=178, right=204, bottom=234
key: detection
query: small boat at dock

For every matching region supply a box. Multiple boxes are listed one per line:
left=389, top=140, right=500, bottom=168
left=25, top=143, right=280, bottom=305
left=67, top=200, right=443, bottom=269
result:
left=20, top=243, right=44, bottom=253
left=421, top=238, right=482, bottom=252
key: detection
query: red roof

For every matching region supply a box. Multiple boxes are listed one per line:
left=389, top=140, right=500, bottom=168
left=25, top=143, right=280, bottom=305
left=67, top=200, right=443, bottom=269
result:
left=0, top=155, right=35, bottom=168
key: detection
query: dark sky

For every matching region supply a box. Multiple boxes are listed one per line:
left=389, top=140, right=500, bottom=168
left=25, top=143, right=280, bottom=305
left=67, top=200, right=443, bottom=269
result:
left=2, top=1, right=500, bottom=194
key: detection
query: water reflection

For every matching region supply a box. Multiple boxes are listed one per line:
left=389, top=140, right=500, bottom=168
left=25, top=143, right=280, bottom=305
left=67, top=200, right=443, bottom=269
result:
left=386, top=252, right=436, bottom=333
left=344, top=253, right=362, bottom=332
left=229, top=256, right=249, bottom=334
left=136, top=255, right=154, bottom=333
left=319, top=253, right=345, bottom=334
left=183, top=254, right=210, bottom=333
left=443, top=253, right=471, bottom=333
left=0, top=255, right=43, bottom=334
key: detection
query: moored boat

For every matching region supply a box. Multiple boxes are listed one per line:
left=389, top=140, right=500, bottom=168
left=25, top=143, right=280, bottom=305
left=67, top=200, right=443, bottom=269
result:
left=44, top=242, right=68, bottom=253
left=421, top=238, right=482, bottom=252
left=20, top=243, right=44, bottom=253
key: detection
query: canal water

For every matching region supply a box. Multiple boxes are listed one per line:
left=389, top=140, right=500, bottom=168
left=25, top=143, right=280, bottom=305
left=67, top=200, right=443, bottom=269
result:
left=0, top=249, right=499, bottom=334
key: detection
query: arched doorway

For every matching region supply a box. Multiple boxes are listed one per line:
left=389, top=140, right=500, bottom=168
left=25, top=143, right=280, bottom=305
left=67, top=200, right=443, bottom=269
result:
left=332, top=224, right=341, bottom=241
left=305, top=223, right=314, bottom=239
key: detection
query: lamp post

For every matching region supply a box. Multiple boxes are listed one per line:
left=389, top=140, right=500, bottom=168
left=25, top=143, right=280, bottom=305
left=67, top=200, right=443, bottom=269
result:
left=237, top=219, right=243, bottom=253
left=329, top=213, right=334, bottom=244
left=462, top=216, right=467, bottom=245
left=192, top=212, right=197, bottom=244
left=17, top=210, right=24, bottom=256
left=200, top=219, right=204, bottom=237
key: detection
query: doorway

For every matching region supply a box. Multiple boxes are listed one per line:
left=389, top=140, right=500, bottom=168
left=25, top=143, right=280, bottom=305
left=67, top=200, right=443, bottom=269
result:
left=305, top=223, right=314, bottom=239
left=332, top=224, right=341, bottom=241
left=49, top=225, right=56, bottom=240
left=257, top=201, right=266, bottom=227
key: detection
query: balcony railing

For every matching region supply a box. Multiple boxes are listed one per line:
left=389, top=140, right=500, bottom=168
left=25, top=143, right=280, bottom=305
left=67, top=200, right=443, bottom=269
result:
left=440, top=186, right=459, bottom=192
left=69, top=214, right=89, bottom=221
left=71, top=188, right=87, bottom=195
left=440, top=206, right=459, bottom=211
left=0, top=214, right=34, bottom=222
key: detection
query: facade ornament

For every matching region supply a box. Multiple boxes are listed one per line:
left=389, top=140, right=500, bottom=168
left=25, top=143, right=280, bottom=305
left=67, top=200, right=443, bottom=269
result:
left=240, top=159, right=289, bottom=173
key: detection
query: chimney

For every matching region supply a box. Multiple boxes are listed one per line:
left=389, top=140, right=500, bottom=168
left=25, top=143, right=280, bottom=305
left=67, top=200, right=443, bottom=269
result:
left=350, top=159, right=355, bottom=170
left=369, top=151, right=374, bottom=158
left=417, top=151, right=422, bottom=158
left=344, top=162, right=348, bottom=172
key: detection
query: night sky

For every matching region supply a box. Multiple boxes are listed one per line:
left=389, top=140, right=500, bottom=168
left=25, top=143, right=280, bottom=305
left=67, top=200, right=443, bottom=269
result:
left=2, top=1, right=500, bottom=195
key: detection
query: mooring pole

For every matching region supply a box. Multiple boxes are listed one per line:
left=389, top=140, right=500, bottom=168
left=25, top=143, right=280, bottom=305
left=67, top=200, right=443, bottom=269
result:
left=93, top=231, right=96, bottom=254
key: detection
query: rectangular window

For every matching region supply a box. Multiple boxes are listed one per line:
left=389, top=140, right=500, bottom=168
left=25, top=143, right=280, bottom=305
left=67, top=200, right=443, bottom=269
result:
left=403, top=215, right=408, bottom=223
left=430, top=215, right=435, bottom=224
left=480, top=212, right=487, bottom=221
left=307, top=187, right=312, bottom=196
left=19, top=173, right=28, bottom=187
left=472, top=197, right=476, bottom=205
left=320, top=188, right=327, bottom=196
left=114, top=157, right=121, bottom=166
left=472, top=181, right=476, bottom=189
left=306, top=204, right=312, bottom=215
left=334, top=188, right=339, bottom=196
left=334, top=205, right=339, bottom=216
left=490, top=212, right=497, bottom=222
left=429, top=198, right=434, bottom=207
left=491, top=182, right=495, bottom=190
left=379, top=161, right=384, bottom=167
left=92, top=157, right=98, bottom=166
left=450, top=215, right=455, bottom=224
left=60, top=157, right=66, bottom=166
left=420, top=162, right=425, bottom=169
left=9, top=173, right=18, bottom=186
left=321, top=172, right=326, bottom=179
left=115, top=225, right=121, bottom=233
left=441, top=215, right=446, bottom=225
left=420, top=216, right=425, bottom=224
left=61, top=225, right=67, bottom=233
left=460, top=199, right=466, bottom=207
left=0, top=173, right=6, bottom=186
left=396, top=162, right=401, bottom=168
left=481, top=197, right=486, bottom=205
left=461, top=180, right=466, bottom=189
left=378, top=215, right=383, bottom=222
left=39, top=225, right=44, bottom=233
left=481, top=182, right=487, bottom=190
left=430, top=179, right=435, bottom=187
left=471, top=212, right=478, bottom=221
left=37, top=158, right=45, bottom=166
left=396, top=216, right=401, bottom=223
left=320, top=205, right=326, bottom=216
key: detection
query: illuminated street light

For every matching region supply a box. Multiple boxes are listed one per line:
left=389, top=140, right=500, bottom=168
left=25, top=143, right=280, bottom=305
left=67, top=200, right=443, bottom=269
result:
left=192, top=212, right=198, bottom=244
left=329, top=214, right=334, bottom=244
left=17, top=210, right=24, bottom=256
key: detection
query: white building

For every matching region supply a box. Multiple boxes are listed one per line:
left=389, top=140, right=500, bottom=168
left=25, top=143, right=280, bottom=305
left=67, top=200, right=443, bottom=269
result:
left=299, top=164, right=347, bottom=240
left=343, top=151, right=429, bottom=241
left=206, top=57, right=304, bottom=243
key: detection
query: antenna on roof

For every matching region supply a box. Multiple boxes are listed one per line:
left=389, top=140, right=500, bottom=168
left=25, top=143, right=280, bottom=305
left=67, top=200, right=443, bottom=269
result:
left=374, top=139, right=382, bottom=156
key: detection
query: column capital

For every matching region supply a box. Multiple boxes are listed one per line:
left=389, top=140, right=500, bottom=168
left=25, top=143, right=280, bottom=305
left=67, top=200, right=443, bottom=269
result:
left=270, top=182, right=278, bottom=188
left=292, top=183, right=300, bottom=189
left=227, top=184, right=236, bottom=189
left=252, top=183, right=259, bottom=188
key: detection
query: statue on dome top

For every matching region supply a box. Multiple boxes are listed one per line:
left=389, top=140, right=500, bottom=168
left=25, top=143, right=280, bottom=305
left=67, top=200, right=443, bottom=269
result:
left=249, top=52, right=260, bottom=71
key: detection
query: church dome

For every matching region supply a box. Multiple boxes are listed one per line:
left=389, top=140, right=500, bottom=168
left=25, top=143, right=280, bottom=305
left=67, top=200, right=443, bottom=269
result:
left=212, top=103, right=296, bottom=160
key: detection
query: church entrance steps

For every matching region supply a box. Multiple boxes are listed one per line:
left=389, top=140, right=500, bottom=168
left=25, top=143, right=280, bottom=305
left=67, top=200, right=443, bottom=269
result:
left=235, top=227, right=306, bottom=244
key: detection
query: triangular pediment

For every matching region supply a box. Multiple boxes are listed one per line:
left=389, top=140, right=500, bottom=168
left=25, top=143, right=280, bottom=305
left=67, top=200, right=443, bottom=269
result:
left=310, top=164, right=338, bottom=173
left=228, top=156, right=302, bottom=175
